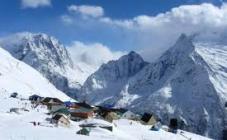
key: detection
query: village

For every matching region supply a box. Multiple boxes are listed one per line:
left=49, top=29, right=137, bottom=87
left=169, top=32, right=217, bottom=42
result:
left=7, top=92, right=191, bottom=139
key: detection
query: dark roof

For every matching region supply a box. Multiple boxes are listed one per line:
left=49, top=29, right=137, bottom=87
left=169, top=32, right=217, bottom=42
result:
left=77, top=128, right=90, bottom=135
left=111, top=108, right=128, bottom=114
left=53, top=108, right=70, bottom=116
left=141, top=113, right=153, bottom=123
left=29, top=94, right=42, bottom=100
left=29, top=94, right=41, bottom=97
left=42, top=97, right=63, bottom=104
left=52, top=114, right=63, bottom=120
left=96, top=106, right=127, bottom=114
left=75, top=102, right=93, bottom=109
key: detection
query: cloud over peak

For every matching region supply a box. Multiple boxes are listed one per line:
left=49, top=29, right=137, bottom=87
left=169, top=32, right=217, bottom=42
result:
left=21, top=0, right=51, bottom=8
left=62, top=3, right=227, bottom=62
left=67, top=41, right=125, bottom=69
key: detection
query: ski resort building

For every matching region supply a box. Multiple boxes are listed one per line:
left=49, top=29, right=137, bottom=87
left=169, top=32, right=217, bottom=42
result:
left=51, top=114, right=70, bottom=127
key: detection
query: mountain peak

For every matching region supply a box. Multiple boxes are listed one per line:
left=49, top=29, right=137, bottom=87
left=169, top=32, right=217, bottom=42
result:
left=0, top=32, right=73, bottom=69
left=173, top=33, right=195, bottom=52
left=128, top=51, right=137, bottom=55
left=160, top=33, right=195, bottom=61
left=119, top=51, right=144, bottom=62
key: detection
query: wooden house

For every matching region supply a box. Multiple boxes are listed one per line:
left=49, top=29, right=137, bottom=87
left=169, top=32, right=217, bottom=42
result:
left=69, top=106, right=94, bottom=121
left=51, top=114, right=70, bottom=127
left=41, top=97, right=65, bottom=112
left=69, top=101, right=94, bottom=119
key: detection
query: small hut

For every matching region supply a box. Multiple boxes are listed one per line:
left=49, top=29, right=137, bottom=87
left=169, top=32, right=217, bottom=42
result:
left=77, top=128, right=90, bottom=136
left=141, top=113, right=156, bottom=125
left=169, top=118, right=178, bottom=133
left=223, top=129, right=227, bottom=140
left=10, top=108, right=20, bottom=114
left=10, top=92, right=18, bottom=98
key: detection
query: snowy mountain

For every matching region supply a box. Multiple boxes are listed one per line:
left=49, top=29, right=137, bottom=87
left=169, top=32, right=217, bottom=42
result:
left=0, top=32, right=84, bottom=98
left=0, top=47, right=70, bottom=100
left=0, top=44, right=209, bottom=140
left=80, top=34, right=227, bottom=139
left=80, top=51, right=148, bottom=104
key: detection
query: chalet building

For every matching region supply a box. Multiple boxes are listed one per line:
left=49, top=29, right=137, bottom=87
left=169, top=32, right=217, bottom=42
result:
left=48, top=104, right=66, bottom=113
left=141, top=113, right=157, bottom=125
left=103, top=112, right=119, bottom=123
left=41, top=97, right=65, bottom=112
left=53, top=108, right=70, bottom=118
left=70, top=107, right=94, bottom=121
left=51, top=114, right=70, bottom=127
left=70, top=101, right=94, bottom=110
left=41, top=97, right=64, bottom=106
left=68, top=102, right=93, bottom=121
left=29, top=94, right=43, bottom=103
left=121, top=110, right=139, bottom=120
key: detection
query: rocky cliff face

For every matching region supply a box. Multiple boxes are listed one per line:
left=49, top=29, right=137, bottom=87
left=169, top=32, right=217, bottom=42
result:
left=80, top=51, right=148, bottom=104
left=80, top=34, right=227, bottom=139
left=0, top=32, right=81, bottom=98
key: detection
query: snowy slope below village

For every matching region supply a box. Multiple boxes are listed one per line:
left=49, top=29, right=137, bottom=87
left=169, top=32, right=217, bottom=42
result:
left=0, top=91, right=210, bottom=140
left=0, top=47, right=70, bottom=100
left=80, top=34, right=227, bottom=139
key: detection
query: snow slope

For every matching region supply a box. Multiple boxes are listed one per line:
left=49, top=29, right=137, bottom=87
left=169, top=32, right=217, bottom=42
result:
left=80, top=34, right=227, bottom=139
left=0, top=92, right=210, bottom=140
left=0, top=47, right=70, bottom=100
left=0, top=32, right=86, bottom=98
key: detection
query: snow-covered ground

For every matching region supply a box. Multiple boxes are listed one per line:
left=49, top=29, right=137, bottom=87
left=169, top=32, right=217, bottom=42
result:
left=0, top=91, right=210, bottom=140
left=0, top=47, right=70, bottom=101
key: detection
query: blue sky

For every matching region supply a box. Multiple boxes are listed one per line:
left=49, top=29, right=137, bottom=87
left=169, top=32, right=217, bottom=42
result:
left=0, top=0, right=227, bottom=62
left=0, top=0, right=223, bottom=41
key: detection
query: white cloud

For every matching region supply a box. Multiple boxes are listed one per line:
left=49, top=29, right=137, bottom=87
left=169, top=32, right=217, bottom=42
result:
left=21, top=0, right=51, bottom=8
left=68, top=5, right=104, bottom=18
left=62, top=3, right=227, bottom=62
left=67, top=41, right=125, bottom=69
left=61, top=15, right=73, bottom=25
